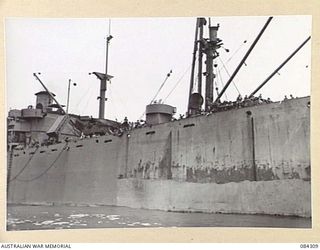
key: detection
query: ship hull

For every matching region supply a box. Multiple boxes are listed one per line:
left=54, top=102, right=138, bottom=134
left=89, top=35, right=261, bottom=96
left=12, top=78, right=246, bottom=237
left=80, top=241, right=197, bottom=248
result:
left=7, top=97, right=311, bottom=217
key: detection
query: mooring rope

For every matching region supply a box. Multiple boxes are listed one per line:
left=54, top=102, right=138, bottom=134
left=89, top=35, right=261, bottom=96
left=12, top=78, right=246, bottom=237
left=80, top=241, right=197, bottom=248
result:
left=13, top=144, right=68, bottom=182
left=8, top=147, right=40, bottom=183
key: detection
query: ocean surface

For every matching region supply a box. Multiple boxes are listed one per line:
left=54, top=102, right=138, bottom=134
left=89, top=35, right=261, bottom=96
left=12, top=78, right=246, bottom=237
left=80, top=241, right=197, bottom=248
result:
left=7, top=204, right=311, bottom=230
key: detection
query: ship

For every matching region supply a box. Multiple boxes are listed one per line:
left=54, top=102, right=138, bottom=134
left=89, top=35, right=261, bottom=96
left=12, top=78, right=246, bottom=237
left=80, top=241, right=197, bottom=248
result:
left=6, top=17, right=311, bottom=218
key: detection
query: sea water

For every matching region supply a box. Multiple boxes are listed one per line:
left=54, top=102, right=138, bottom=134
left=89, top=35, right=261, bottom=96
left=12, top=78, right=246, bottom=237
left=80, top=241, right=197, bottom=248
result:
left=7, top=204, right=311, bottom=230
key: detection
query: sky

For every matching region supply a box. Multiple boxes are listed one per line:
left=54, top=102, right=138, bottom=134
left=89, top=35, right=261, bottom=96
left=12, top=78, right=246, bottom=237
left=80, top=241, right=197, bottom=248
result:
left=5, top=16, right=311, bottom=122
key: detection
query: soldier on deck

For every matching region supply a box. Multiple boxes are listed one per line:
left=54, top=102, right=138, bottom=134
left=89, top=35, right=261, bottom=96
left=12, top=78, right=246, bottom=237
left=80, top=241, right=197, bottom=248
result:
left=122, top=116, right=129, bottom=131
left=135, top=120, right=141, bottom=128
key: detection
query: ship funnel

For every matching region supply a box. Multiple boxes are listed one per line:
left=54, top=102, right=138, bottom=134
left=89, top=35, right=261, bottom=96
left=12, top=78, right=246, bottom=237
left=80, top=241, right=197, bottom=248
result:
left=145, top=103, right=176, bottom=125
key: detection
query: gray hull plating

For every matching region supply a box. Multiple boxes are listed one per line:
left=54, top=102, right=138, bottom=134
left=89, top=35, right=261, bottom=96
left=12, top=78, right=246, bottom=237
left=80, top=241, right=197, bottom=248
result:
left=7, top=97, right=311, bottom=217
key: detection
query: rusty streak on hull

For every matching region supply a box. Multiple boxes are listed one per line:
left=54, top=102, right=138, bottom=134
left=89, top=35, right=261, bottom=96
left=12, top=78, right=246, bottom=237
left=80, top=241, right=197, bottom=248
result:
left=7, top=97, right=311, bottom=217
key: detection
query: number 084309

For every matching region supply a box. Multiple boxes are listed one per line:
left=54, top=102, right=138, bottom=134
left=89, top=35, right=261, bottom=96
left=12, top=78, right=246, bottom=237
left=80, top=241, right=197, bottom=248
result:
left=300, top=244, right=319, bottom=248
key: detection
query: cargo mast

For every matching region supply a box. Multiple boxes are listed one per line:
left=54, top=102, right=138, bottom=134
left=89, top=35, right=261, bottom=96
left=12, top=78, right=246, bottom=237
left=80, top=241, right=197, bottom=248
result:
left=204, top=20, right=221, bottom=112
left=187, top=17, right=222, bottom=115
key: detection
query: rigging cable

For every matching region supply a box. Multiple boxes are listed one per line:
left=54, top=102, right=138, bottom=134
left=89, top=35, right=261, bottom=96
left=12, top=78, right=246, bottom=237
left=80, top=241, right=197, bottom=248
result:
left=111, top=85, right=130, bottom=115
left=82, top=85, right=95, bottom=114
left=76, top=83, right=92, bottom=109
left=15, top=144, right=68, bottom=182
left=218, top=57, right=241, bottom=96
left=217, top=67, right=228, bottom=101
left=138, top=69, right=173, bottom=120
left=216, top=40, right=248, bottom=76
left=8, top=147, right=40, bottom=182
left=164, top=64, right=192, bottom=102
left=226, top=40, right=248, bottom=63
left=150, top=70, right=172, bottom=104
left=107, top=85, right=119, bottom=119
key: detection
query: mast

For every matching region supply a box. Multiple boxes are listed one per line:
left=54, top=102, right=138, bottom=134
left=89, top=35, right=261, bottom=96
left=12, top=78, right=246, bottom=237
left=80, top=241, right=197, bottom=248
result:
left=99, top=34, right=113, bottom=119
left=204, top=21, right=220, bottom=111
left=106, top=20, right=112, bottom=80
left=90, top=20, right=113, bottom=119
left=197, top=18, right=206, bottom=94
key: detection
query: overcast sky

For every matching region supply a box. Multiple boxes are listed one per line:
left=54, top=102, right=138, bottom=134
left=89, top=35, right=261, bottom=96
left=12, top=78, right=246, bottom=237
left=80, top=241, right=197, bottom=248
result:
left=5, top=16, right=311, bottom=121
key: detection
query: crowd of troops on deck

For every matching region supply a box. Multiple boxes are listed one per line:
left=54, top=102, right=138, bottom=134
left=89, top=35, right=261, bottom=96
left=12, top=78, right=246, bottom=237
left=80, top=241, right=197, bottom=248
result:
left=21, top=94, right=296, bottom=147
left=114, top=94, right=297, bottom=135
left=207, top=94, right=273, bottom=113
left=68, top=94, right=279, bottom=138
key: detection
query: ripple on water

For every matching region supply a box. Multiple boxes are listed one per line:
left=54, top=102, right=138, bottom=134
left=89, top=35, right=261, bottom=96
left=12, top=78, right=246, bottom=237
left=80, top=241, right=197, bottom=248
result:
left=6, top=204, right=312, bottom=230
left=68, top=214, right=90, bottom=218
